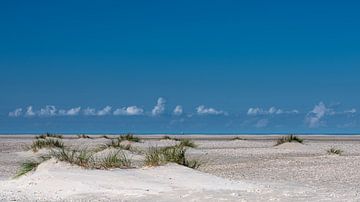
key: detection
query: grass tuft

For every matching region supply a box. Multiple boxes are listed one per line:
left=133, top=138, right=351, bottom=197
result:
left=161, top=136, right=180, bottom=141
left=98, top=150, right=132, bottom=169
left=15, top=161, right=41, bottom=178
left=327, top=148, right=343, bottom=155
left=275, top=134, right=303, bottom=146
left=51, top=148, right=94, bottom=168
left=119, top=134, right=141, bottom=142
left=35, top=133, right=63, bottom=139
left=77, top=134, right=93, bottom=139
left=30, top=139, right=64, bottom=152
left=231, top=137, right=245, bottom=141
left=144, top=145, right=201, bottom=169
left=179, top=139, right=197, bottom=148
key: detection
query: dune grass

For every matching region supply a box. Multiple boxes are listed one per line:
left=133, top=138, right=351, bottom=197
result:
left=179, top=139, right=197, bottom=148
left=327, top=148, right=343, bottom=155
left=231, top=137, right=245, bottom=141
left=145, top=145, right=201, bottom=169
left=51, top=148, right=94, bottom=168
left=30, top=138, right=64, bottom=152
left=275, top=134, right=303, bottom=146
left=161, top=136, right=180, bottom=141
left=15, top=161, right=41, bottom=178
left=35, top=133, right=63, bottom=139
left=99, top=135, right=111, bottom=139
left=77, top=134, right=93, bottom=139
left=119, top=134, right=141, bottom=142
left=50, top=147, right=132, bottom=169
left=98, top=150, right=132, bottom=169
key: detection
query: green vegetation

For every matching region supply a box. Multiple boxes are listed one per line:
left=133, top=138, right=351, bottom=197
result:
left=179, top=139, right=197, bottom=148
left=15, top=161, right=41, bottom=178
left=119, top=134, right=141, bottom=142
left=145, top=145, right=200, bottom=169
left=99, top=150, right=132, bottom=169
left=35, top=133, right=63, bottom=139
left=275, top=134, right=303, bottom=146
left=327, top=148, right=343, bottom=155
left=231, top=137, right=245, bottom=141
left=50, top=147, right=132, bottom=169
left=51, top=148, right=94, bottom=168
left=30, top=139, right=64, bottom=152
left=77, top=134, right=92, bottom=139
left=161, top=136, right=180, bottom=141
left=98, top=138, right=133, bottom=151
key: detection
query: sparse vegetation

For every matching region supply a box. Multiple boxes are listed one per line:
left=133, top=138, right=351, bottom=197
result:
left=160, top=136, right=180, bottom=141
left=145, top=145, right=201, bottom=169
left=77, top=134, right=92, bottom=139
left=327, top=148, right=343, bottom=155
left=119, top=134, right=141, bottom=142
left=179, top=139, right=197, bottom=148
left=51, top=148, right=94, bottom=168
left=231, top=137, right=245, bottom=141
left=30, top=139, right=64, bottom=152
left=275, top=134, right=303, bottom=146
left=103, top=138, right=132, bottom=150
left=98, top=150, right=132, bottom=169
left=15, top=161, right=41, bottom=178
left=35, top=133, right=63, bottom=139
left=99, top=135, right=111, bottom=139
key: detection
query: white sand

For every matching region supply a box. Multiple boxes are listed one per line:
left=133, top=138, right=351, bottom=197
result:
left=0, top=159, right=256, bottom=201
left=1, top=135, right=360, bottom=201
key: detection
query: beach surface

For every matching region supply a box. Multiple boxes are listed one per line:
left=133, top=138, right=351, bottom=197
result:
left=1, top=135, right=360, bottom=201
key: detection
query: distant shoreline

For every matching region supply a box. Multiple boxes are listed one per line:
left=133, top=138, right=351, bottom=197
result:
left=1, top=134, right=360, bottom=141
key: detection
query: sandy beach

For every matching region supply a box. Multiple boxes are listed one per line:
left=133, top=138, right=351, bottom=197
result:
left=1, top=135, right=360, bottom=201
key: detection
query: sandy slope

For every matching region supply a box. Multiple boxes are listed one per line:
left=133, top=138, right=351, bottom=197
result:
left=0, top=159, right=257, bottom=201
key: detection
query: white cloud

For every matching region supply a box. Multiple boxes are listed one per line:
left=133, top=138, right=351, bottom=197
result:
left=97, top=106, right=112, bottom=116
left=247, top=107, right=299, bottom=116
left=25, top=106, right=36, bottom=117
left=344, top=108, right=356, bottom=114
left=38, top=105, right=57, bottom=117
left=83, top=107, right=96, bottom=116
left=173, top=105, right=183, bottom=116
left=152, top=97, right=166, bottom=116
left=196, top=105, right=227, bottom=115
left=9, top=108, right=23, bottom=117
left=114, top=106, right=144, bottom=116
left=59, top=107, right=81, bottom=116
left=306, top=102, right=357, bottom=128
left=305, top=102, right=330, bottom=128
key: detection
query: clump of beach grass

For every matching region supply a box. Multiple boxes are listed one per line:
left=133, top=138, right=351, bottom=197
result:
left=231, top=137, right=245, bottom=141
left=119, top=134, right=141, bottom=142
left=161, top=136, right=180, bottom=141
left=144, top=145, right=201, bottom=169
left=327, top=148, right=343, bottom=155
left=15, top=161, right=41, bottom=178
left=14, top=156, right=50, bottom=178
left=30, top=138, right=64, bottom=152
left=99, top=135, right=111, bottom=139
left=275, top=134, right=303, bottom=146
left=98, top=150, right=132, bottom=169
left=179, top=139, right=197, bottom=148
left=96, top=138, right=133, bottom=153
left=35, top=133, right=63, bottom=139
left=77, top=134, right=93, bottom=139
left=51, top=148, right=94, bottom=168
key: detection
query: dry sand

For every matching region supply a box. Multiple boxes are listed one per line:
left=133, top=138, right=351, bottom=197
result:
left=1, top=135, right=360, bottom=201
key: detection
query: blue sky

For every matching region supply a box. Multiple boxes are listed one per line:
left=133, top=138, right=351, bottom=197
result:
left=0, top=0, right=359, bottom=133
